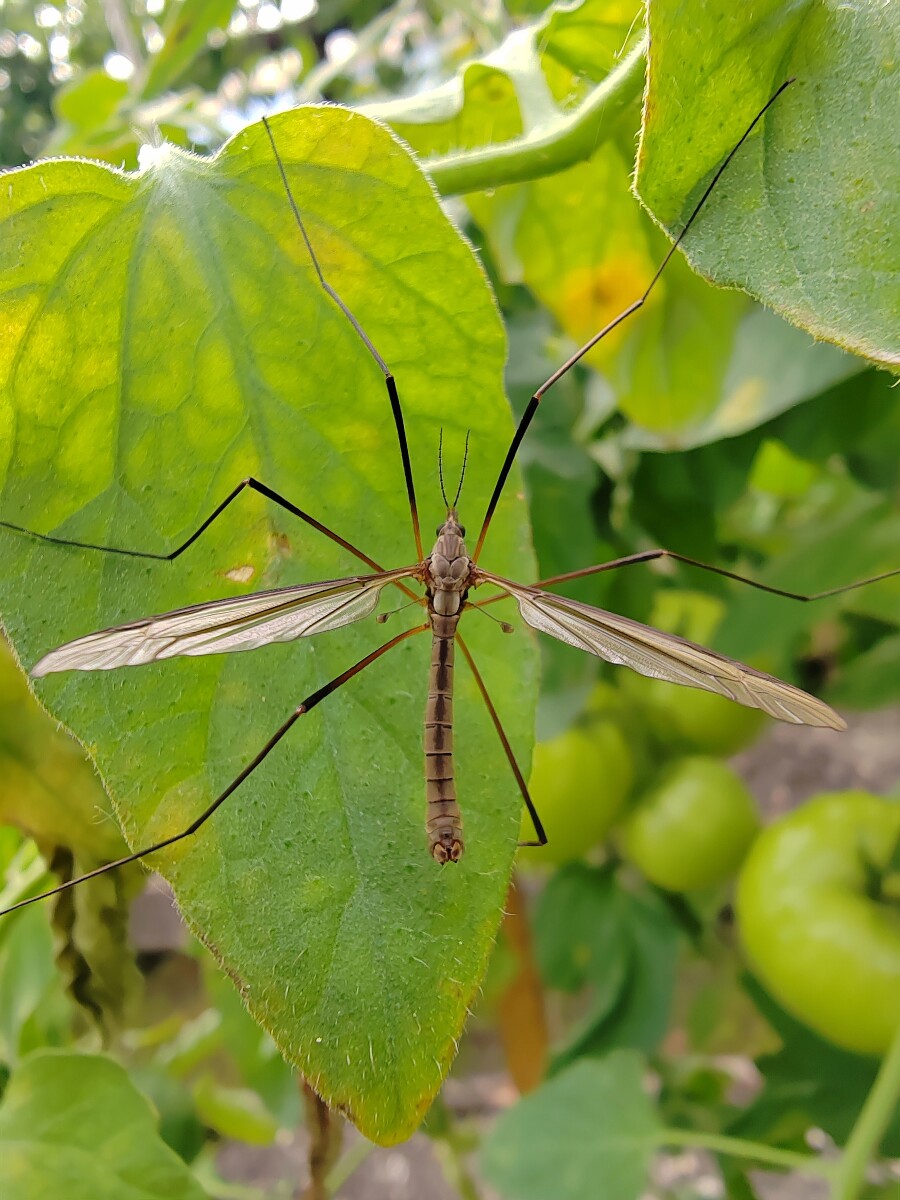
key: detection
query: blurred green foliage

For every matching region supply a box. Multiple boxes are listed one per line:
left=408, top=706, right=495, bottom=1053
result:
left=0, top=0, right=898, bottom=1196
left=0, top=1050, right=208, bottom=1199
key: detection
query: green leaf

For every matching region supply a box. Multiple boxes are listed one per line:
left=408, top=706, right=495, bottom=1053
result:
left=0, top=639, right=143, bottom=1031
left=748, top=439, right=820, bottom=500
left=128, top=1066, right=207, bottom=1165
left=638, top=0, right=900, bottom=368
left=192, top=1075, right=279, bottom=1145
left=769, top=369, right=898, bottom=468
left=470, top=125, right=858, bottom=447
left=629, top=435, right=759, bottom=561
left=477, top=136, right=652, bottom=344
left=202, top=959, right=299, bottom=1127
left=617, top=301, right=861, bottom=450
left=534, top=862, right=630, bottom=995
left=553, top=887, right=679, bottom=1067
left=541, top=0, right=645, bottom=85
left=53, top=69, right=129, bottom=132
left=715, top=495, right=900, bottom=665
left=368, top=0, right=643, bottom=157
left=533, top=865, right=679, bottom=1069
left=368, top=0, right=646, bottom=197
left=140, top=0, right=236, bottom=101
left=0, top=107, right=537, bottom=1142
left=0, top=639, right=126, bottom=863
left=828, top=633, right=900, bottom=710
left=0, top=905, right=58, bottom=1062
left=46, top=69, right=145, bottom=167
left=481, top=1051, right=660, bottom=1200
left=376, top=63, right=525, bottom=160
left=0, top=1050, right=208, bottom=1199
left=720, top=1168, right=764, bottom=1200
left=49, top=857, right=144, bottom=1034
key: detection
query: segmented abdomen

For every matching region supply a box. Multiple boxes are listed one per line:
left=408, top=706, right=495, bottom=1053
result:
left=424, top=613, right=463, bottom=863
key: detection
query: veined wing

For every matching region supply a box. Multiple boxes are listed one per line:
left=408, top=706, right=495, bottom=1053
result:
left=479, top=572, right=845, bottom=730
left=32, top=567, right=418, bottom=678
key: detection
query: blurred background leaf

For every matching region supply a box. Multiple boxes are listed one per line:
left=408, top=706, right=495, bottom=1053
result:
left=0, top=1050, right=209, bottom=1199
left=481, top=1051, right=661, bottom=1200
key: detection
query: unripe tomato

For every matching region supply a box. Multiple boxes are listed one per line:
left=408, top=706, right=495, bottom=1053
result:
left=518, top=722, right=634, bottom=866
left=619, top=673, right=766, bottom=756
left=736, top=791, right=900, bottom=1056
left=585, top=679, right=656, bottom=790
left=617, top=756, right=760, bottom=891
left=584, top=679, right=630, bottom=720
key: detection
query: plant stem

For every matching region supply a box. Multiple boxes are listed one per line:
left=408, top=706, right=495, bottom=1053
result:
left=302, top=1080, right=342, bottom=1200
left=430, top=1103, right=483, bottom=1200
left=432, top=1132, right=483, bottom=1200
left=656, top=1128, right=834, bottom=1179
left=833, top=1021, right=900, bottom=1200
left=325, top=1138, right=375, bottom=1193
left=425, top=34, right=647, bottom=196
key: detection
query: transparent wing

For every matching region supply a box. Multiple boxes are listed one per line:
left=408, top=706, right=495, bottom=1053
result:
left=480, top=572, right=844, bottom=730
left=32, top=568, right=418, bottom=677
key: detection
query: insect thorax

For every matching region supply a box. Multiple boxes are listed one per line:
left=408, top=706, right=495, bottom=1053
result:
left=427, top=511, right=471, bottom=617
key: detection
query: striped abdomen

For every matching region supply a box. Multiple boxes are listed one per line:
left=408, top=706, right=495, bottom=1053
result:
left=425, top=613, right=463, bottom=863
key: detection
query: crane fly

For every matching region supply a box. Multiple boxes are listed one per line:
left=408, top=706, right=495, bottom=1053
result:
left=2, top=80, right=898, bottom=914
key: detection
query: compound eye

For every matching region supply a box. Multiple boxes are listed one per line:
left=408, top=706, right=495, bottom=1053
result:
left=459, top=526, right=466, bottom=536
left=436, top=525, right=443, bottom=536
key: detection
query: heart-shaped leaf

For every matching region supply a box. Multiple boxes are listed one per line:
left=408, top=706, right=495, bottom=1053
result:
left=0, top=106, right=537, bottom=1143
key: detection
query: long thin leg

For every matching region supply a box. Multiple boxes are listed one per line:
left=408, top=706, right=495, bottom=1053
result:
left=262, top=117, right=424, bottom=562
left=472, top=79, right=795, bottom=563
left=2, top=476, right=419, bottom=602
left=0, top=622, right=428, bottom=918
left=533, top=553, right=900, bottom=601
left=456, top=634, right=546, bottom=847
left=473, top=550, right=900, bottom=608
left=3, top=477, right=375, bottom=569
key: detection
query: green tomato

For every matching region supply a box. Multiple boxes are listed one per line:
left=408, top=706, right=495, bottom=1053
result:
left=518, top=722, right=634, bottom=866
left=584, top=679, right=630, bottom=719
left=619, top=673, right=766, bottom=756
left=617, top=757, right=760, bottom=892
left=585, top=680, right=655, bottom=788
left=736, top=791, right=900, bottom=1056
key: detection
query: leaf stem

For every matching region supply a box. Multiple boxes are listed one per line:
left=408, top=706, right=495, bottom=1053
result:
left=432, top=1131, right=483, bottom=1200
left=325, top=1138, right=375, bottom=1193
left=430, top=1104, right=483, bottom=1200
left=833, top=1020, right=900, bottom=1200
left=425, top=34, right=647, bottom=196
left=302, top=1080, right=342, bottom=1200
left=655, top=1128, right=834, bottom=1179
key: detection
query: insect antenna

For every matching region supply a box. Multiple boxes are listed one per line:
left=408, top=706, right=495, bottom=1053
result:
left=453, top=430, right=471, bottom=509
left=438, top=428, right=449, bottom=507
left=471, top=78, right=795, bottom=562
left=262, top=116, right=424, bottom=562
